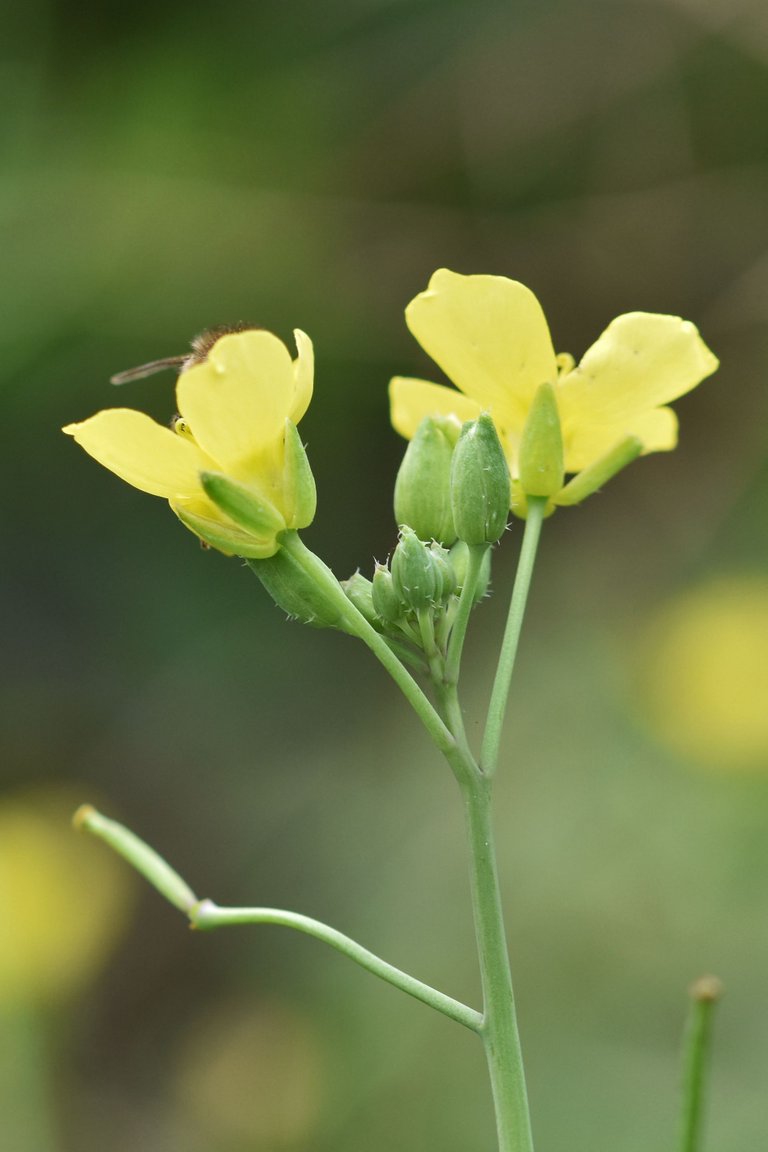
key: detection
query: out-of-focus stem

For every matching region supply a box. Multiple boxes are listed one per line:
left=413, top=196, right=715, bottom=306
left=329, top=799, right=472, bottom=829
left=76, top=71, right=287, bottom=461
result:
left=678, top=976, right=723, bottom=1152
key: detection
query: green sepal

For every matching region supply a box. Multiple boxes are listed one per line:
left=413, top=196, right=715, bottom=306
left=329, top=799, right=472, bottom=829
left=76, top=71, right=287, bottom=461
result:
left=200, top=471, right=286, bottom=538
left=509, top=483, right=557, bottom=521
left=173, top=504, right=278, bottom=558
left=282, top=420, right=317, bottom=529
left=391, top=527, right=439, bottom=612
left=428, top=541, right=457, bottom=603
left=248, top=547, right=347, bottom=629
left=518, top=382, right=564, bottom=497
left=450, top=414, right=510, bottom=545
left=394, top=416, right=458, bottom=546
left=341, top=571, right=380, bottom=628
left=372, top=563, right=402, bottom=624
left=554, top=435, right=643, bottom=506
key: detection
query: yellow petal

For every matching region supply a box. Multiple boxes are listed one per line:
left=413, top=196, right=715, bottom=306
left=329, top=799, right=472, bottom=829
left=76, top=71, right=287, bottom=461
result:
left=63, top=409, right=208, bottom=497
left=290, top=329, right=314, bottom=426
left=404, top=269, right=557, bottom=423
left=557, top=312, right=718, bottom=427
left=177, top=330, right=295, bottom=473
left=389, top=376, right=482, bottom=440
left=563, top=406, right=678, bottom=473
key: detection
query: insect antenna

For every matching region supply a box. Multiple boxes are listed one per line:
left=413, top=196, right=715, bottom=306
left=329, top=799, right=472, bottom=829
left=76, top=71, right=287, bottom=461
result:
left=110, top=355, right=189, bottom=386
left=110, top=325, right=255, bottom=385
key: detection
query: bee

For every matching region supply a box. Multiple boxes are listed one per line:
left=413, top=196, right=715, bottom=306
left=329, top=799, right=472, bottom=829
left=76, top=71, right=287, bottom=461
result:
left=110, top=323, right=255, bottom=385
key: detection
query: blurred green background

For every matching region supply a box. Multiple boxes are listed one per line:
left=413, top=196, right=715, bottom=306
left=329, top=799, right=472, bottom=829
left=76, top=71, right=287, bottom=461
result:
left=3, top=0, right=768, bottom=1149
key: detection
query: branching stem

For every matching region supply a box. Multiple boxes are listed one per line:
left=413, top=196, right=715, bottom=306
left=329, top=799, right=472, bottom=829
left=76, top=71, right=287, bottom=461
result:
left=193, top=900, right=482, bottom=1031
left=75, top=807, right=481, bottom=1033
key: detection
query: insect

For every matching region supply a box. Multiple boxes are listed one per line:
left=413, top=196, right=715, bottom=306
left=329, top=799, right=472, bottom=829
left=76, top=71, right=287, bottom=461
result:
left=110, top=324, right=255, bottom=385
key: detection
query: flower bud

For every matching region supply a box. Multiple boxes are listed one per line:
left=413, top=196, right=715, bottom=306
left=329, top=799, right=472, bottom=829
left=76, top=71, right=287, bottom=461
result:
left=554, top=435, right=643, bottom=506
left=249, top=549, right=347, bottom=629
left=391, top=527, right=438, bottom=612
left=372, top=563, right=402, bottom=624
left=518, top=382, right=564, bottom=497
left=394, top=416, right=458, bottom=545
left=450, top=414, right=510, bottom=544
left=282, top=420, right=317, bottom=529
left=341, top=571, right=379, bottom=627
left=428, top=541, right=457, bottom=603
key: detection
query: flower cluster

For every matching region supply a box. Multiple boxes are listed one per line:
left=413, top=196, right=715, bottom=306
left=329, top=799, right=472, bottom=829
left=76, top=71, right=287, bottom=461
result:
left=64, top=269, right=718, bottom=555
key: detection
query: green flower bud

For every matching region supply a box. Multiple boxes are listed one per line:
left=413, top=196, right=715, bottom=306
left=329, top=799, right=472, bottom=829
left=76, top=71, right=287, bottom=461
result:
left=391, top=527, right=438, bottom=612
left=394, top=416, right=458, bottom=545
left=341, top=571, right=379, bottom=627
left=518, top=382, right=564, bottom=497
left=282, top=420, right=317, bottom=529
left=449, top=540, right=492, bottom=604
left=428, top=541, right=457, bottom=603
left=554, top=435, right=643, bottom=506
left=249, top=548, right=347, bottom=629
left=372, top=563, right=402, bottom=624
left=200, top=472, right=287, bottom=538
left=450, top=414, right=510, bottom=545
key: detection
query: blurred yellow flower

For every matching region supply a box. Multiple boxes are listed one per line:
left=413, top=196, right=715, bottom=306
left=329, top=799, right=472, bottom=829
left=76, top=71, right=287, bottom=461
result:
left=64, top=328, right=315, bottom=557
left=176, top=999, right=322, bottom=1148
left=638, top=576, right=768, bottom=770
left=390, top=270, right=718, bottom=506
left=0, top=791, right=133, bottom=1006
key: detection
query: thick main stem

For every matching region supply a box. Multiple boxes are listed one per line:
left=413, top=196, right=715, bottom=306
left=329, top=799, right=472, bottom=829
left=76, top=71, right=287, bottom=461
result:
left=461, top=772, right=534, bottom=1152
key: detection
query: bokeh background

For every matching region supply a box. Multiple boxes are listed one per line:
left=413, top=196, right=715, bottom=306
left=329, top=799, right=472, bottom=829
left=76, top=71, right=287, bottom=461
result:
left=3, top=1, right=768, bottom=1149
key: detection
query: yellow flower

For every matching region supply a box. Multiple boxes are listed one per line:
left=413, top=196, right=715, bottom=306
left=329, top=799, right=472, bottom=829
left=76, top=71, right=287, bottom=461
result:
left=390, top=270, right=718, bottom=510
left=0, top=790, right=133, bottom=1006
left=637, top=576, right=768, bottom=771
left=64, top=328, right=315, bottom=557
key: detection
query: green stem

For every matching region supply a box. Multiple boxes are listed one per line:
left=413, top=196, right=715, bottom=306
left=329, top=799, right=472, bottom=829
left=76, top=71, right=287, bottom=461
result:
left=480, top=500, right=546, bottom=777
left=460, top=772, right=534, bottom=1152
left=432, top=544, right=490, bottom=775
left=678, top=976, right=723, bottom=1152
left=193, top=900, right=481, bottom=1032
left=434, top=534, right=538, bottom=1149
left=77, top=806, right=481, bottom=1034
left=383, top=635, right=429, bottom=674
left=417, top=606, right=444, bottom=684
left=279, top=532, right=456, bottom=761
left=444, top=543, right=489, bottom=687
